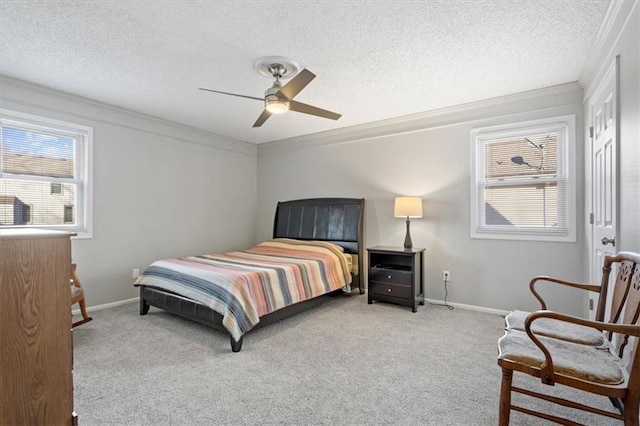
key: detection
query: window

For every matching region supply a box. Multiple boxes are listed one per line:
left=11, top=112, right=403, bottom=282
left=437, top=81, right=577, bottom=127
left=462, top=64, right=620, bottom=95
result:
left=470, top=115, right=575, bottom=241
left=22, top=204, right=31, bottom=224
left=64, top=205, right=74, bottom=223
left=0, top=109, right=93, bottom=237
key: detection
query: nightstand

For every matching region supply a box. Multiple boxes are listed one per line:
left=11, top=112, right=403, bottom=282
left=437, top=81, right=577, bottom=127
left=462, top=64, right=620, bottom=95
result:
left=367, top=246, right=425, bottom=312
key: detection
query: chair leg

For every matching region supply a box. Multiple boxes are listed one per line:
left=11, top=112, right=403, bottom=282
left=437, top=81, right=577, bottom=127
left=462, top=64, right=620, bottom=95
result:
left=72, top=298, right=93, bottom=328
left=624, top=397, right=639, bottom=426
left=79, top=298, right=91, bottom=321
left=499, top=369, right=513, bottom=426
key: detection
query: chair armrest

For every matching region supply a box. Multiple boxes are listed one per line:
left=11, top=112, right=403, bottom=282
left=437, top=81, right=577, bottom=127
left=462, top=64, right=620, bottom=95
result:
left=523, top=310, right=640, bottom=385
left=529, top=276, right=601, bottom=310
left=525, top=310, right=640, bottom=337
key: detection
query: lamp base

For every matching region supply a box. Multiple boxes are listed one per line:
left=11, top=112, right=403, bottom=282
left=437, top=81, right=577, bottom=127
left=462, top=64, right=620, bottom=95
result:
left=403, top=218, right=413, bottom=250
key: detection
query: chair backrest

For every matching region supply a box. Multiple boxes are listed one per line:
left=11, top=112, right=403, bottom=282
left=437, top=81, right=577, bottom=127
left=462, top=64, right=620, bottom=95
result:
left=598, top=252, right=640, bottom=360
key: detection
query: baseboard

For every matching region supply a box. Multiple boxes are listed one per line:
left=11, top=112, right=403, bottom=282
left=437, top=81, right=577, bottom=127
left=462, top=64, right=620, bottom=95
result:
left=73, top=296, right=509, bottom=317
left=423, top=298, right=510, bottom=317
left=72, top=297, right=137, bottom=316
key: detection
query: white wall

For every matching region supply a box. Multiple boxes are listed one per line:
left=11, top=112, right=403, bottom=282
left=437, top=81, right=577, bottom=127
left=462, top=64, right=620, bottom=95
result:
left=0, top=77, right=258, bottom=306
left=582, top=2, right=640, bottom=254
left=257, top=85, right=587, bottom=315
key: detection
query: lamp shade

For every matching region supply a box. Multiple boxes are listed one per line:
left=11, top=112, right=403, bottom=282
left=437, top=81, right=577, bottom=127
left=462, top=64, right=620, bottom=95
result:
left=394, top=197, right=423, bottom=218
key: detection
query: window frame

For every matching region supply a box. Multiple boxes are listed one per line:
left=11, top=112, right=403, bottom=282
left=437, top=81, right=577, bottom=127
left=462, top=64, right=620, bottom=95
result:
left=0, top=109, right=93, bottom=238
left=470, top=115, right=576, bottom=242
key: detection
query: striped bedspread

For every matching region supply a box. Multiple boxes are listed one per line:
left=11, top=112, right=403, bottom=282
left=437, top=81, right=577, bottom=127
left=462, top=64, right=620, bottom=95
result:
left=134, top=239, right=352, bottom=341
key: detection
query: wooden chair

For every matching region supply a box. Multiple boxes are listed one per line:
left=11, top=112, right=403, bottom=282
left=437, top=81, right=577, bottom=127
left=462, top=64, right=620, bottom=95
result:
left=71, top=263, right=92, bottom=327
left=497, top=251, right=640, bottom=425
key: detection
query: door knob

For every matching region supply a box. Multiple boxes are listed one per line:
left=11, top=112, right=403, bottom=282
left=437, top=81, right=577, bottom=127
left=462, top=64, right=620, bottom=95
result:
left=601, top=236, right=616, bottom=247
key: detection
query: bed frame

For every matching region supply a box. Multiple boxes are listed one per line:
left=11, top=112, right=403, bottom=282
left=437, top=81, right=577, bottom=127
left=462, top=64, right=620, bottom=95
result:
left=138, top=197, right=365, bottom=352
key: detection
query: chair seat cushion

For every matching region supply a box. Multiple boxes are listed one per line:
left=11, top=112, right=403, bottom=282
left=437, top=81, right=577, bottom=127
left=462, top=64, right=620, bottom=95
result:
left=505, top=310, right=607, bottom=346
left=498, top=329, right=625, bottom=385
left=70, top=285, right=82, bottom=298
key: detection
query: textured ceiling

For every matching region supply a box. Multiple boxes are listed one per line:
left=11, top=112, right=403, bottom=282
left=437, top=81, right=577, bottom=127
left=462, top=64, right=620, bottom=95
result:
left=0, top=1, right=611, bottom=145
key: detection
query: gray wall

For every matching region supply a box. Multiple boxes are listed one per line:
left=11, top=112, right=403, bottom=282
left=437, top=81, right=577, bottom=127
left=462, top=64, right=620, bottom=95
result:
left=620, top=7, right=640, bottom=254
left=2, top=3, right=636, bottom=315
left=618, top=7, right=640, bottom=254
left=1, top=77, right=258, bottom=306
left=255, top=2, right=640, bottom=317
left=257, top=86, right=587, bottom=315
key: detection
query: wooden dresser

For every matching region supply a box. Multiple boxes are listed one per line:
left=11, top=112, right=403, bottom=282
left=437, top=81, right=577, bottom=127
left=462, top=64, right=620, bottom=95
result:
left=0, top=229, right=75, bottom=425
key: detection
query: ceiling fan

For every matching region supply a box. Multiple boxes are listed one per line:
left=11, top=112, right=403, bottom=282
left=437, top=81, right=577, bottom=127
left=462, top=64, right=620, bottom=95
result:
left=199, top=61, right=341, bottom=128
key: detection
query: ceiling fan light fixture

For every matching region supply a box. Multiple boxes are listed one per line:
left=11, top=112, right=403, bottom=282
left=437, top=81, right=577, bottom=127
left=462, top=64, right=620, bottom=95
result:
left=200, top=60, right=340, bottom=127
left=265, top=95, right=289, bottom=114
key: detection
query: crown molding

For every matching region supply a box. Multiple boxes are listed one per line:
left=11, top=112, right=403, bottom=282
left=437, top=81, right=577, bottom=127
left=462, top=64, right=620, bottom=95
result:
left=0, top=75, right=257, bottom=157
left=258, top=82, right=583, bottom=156
left=580, top=0, right=639, bottom=100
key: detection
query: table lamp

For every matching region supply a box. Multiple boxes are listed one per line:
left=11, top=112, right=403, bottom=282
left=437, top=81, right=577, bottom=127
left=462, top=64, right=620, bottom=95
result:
left=394, top=197, right=423, bottom=250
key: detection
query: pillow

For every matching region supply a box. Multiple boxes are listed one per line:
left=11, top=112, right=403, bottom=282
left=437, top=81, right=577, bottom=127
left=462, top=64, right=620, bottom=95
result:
left=266, top=238, right=353, bottom=279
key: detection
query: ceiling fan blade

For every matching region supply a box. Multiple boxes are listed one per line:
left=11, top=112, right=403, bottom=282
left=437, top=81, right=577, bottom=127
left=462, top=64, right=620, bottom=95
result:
left=199, top=88, right=263, bottom=102
left=277, top=69, right=316, bottom=100
left=253, top=109, right=272, bottom=127
left=289, top=100, right=341, bottom=120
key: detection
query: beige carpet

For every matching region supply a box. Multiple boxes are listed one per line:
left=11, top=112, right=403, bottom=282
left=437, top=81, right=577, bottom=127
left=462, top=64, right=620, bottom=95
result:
left=72, top=293, right=621, bottom=425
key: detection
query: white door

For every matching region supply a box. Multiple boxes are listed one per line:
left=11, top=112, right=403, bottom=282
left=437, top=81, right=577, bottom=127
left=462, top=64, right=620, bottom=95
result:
left=588, top=57, right=619, bottom=321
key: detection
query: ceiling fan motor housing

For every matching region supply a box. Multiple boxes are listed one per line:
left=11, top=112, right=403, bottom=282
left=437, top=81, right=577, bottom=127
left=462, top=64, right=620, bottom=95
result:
left=268, top=64, right=287, bottom=79
left=254, top=56, right=300, bottom=79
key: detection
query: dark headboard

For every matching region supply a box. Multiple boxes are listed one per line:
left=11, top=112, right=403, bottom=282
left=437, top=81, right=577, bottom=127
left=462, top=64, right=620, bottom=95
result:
left=273, top=198, right=365, bottom=291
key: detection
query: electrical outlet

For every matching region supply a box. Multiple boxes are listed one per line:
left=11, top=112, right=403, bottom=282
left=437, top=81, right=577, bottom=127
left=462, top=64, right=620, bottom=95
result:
left=443, top=270, right=450, bottom=282
left=132, top=268, right=140, bottom=279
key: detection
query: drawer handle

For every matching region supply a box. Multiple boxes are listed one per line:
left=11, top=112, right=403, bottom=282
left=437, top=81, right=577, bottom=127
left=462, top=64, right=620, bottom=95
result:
left=387, top=275, right=392, bottom=279
left=388, top=288, right=392, bottom=292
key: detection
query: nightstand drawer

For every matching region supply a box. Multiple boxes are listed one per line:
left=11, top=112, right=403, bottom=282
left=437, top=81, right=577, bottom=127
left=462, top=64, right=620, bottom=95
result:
left=370, top=282, right=412, bottom=299
left=369, top=267, right=412, bottom=285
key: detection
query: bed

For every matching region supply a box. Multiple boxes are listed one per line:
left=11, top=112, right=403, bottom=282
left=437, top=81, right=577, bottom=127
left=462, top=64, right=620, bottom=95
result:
left=135, top=197, right=365, bottom=352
